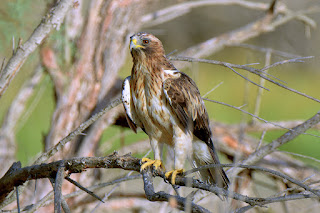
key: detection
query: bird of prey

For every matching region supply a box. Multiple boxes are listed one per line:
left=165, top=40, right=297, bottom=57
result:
left=121, top=32, right=229, bottom=188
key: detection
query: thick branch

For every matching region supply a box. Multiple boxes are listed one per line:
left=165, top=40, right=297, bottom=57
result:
left=141, top=168, right=210, bottom=213
left=0, top=153, right=140, bottom=203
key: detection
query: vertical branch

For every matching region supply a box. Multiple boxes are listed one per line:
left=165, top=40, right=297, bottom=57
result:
left=53, top=164, right=65, bottom=213
left=15, top=187, right=20, bottom=213
left=252, top=49, right=272, bottom=124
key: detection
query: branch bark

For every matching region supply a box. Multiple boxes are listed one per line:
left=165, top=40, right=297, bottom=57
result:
left=0, top=0, right=74, bottom=98
left=0, top=153, right=140, bottom=203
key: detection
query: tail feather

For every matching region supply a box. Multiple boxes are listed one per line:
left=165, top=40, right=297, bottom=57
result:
left=192, top=140, right=229, bottom=189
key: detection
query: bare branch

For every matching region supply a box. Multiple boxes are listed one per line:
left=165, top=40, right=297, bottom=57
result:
left=141, top=167, right=211, bottom=213
left=186, top=163, right=320, bottom=198
left=1, top=96, right=120, bottom=208
left=204, top=98, right=290, bottom=130
left=63, top=174, right=141, bottom=200
left=230, top=43, right=302, bottom=59
left=231, top=111, right=320, bottom=177
left=1, top=153, right=319, bottom=212
left=33, top=97, right=121, bottom=165
left=172, top=56, right=320, bottom=103
left=65, top=176, right=104, bottom=203
left=0, top=0, right=74, bottom=98
left=142, top=0, right=270, bottom=27
left=53, top=164, right=64, bottom=213
left=171, top=3, right=317, bottom=71
left=0, top=153, right=141, bottom=202
left=15, top=187, right=20, bottom=213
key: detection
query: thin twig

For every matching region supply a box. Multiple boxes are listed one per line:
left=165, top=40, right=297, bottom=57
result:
left=252, top=50, right=271, bottom=124
left=231, top=111, right=320, bottom=178
left=0, top=98, right=122, bottom=209
left=230, top=43, right=302, bottom=59
left=171, top=56, right=320, bottom=103
left=203, top=98, right=290, bottom=130
left=33, top=97, right=121, bottom=165
left=277, top=150, right=320, bottom=164
left=90, top=184, right=119, bottom=213
left=185, top=163, right=320, bottom=198
left=261, top=56, right=313, bottom=71
left=63, top=174, right=141, bottom=200
left=65, top=176, right=104, bottom=203
left=15, top=187, right=20, bottom=213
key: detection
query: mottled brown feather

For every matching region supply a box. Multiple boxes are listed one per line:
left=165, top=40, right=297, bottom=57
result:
left=163, top=73, right=211, bottom=143
left=122, top=32, right=229, bottom=188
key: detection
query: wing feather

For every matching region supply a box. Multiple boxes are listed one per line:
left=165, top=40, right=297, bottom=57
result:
left=121, top=76, right=138, bottom=133
left=163, top=71, right=212, bottom=143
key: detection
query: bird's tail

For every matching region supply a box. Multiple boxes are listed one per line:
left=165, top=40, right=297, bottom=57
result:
left=192, top=140, right=229, bottom=189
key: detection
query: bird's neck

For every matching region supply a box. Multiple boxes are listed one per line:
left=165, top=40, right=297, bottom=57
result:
left=131, top=54, right=175, bottom=77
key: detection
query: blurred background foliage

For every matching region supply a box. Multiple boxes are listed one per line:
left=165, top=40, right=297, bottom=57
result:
left=0, top=0, right=320, bottom=166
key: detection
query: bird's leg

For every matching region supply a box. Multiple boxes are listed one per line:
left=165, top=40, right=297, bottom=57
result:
left=141, top=139, right=165, bottom=173
left=165, top=131, right=192, bottom=185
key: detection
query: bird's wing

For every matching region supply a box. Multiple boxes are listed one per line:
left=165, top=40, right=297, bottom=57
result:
left=163, top=71, right=212, bottom=143
left=121, top=76, right=138, bottom=133
left=163, top=71, right=230, bottom=188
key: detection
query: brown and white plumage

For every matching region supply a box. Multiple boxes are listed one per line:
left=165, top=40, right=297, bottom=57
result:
left=121, top=32, right=229, bottom=188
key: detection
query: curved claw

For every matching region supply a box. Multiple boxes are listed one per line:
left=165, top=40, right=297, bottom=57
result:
left=140, top=158, right=165, bottom=172
left=165, top=169, right=185, bottom=185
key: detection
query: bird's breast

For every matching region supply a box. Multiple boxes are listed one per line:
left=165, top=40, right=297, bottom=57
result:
left=131, top=72, right=175, bottom=145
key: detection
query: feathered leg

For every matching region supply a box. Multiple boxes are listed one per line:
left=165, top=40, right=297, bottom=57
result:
left=165, top=128, right=193, bottom=184
left=141, top=138, right=165, bottom=172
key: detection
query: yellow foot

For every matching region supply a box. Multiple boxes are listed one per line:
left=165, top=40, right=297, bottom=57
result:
left=165, top=169, right=185, bottom=185
left=140, top=158, right=165, bottom=172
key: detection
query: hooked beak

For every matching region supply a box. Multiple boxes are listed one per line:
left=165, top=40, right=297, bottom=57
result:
left=130, top=36, right=144, bottom=50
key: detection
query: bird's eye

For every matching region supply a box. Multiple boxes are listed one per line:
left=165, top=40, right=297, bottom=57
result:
left=142, top=39, right=149, bottom=44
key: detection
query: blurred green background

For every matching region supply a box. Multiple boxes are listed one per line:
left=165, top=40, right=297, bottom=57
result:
left=0, top=0, right=319, bottom=166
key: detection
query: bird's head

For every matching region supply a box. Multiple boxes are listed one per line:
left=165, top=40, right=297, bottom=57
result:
left=129, top=32, right=165, bottom=59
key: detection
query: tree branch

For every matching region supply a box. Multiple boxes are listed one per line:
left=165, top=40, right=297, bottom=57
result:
left=0, top=0, right=74, bottom=98
left=141, top=167, right=211, bottom=213
left=1, top=153, right=319, bottom=212
left=230, top=111, right=320, bottom=179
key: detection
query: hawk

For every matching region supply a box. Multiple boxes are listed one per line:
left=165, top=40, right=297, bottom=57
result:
left=122, top=32, right=229, bottom=188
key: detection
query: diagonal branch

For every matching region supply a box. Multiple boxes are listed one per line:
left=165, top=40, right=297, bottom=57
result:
left=65, top=176, right=104, bottom=203
left=0, top=98, right=122, bottom=208
left=33, top=97, right=121, bottom=165
left=0, top=0, right=74, bottom=98
left=173, top=56, right=320, bottom=103
left=230, top=111, right=320, bottom=177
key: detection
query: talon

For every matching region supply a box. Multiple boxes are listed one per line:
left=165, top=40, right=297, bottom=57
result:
left=165, top=169, right=185, bottom=185
left=140, top=158, right=165, bottom=172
